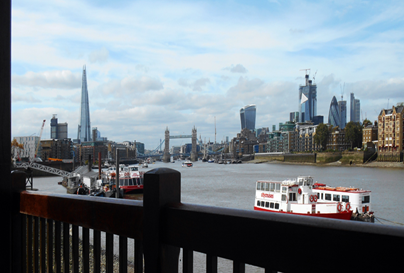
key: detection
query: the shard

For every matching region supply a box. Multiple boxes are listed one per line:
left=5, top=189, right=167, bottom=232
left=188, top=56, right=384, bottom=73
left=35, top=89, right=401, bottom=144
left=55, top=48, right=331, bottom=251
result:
left=77, top=65, right=91, bottom=142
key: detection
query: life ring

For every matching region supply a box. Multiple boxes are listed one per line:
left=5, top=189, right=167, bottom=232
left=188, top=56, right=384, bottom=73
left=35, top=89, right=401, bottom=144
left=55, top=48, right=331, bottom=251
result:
left=346, top=202, right=351, bottom=211
left=313, top=195, right=318, bottom=202
left=337, top=202, right=342, bottom=212
left=298, top=188, right=302, bottom=195
left=310, top=195, right=314, bottom=202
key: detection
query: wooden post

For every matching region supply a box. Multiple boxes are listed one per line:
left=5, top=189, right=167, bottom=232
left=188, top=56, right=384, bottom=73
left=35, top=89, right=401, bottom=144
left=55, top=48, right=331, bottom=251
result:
left=0, top=1, right=12, bottom=272
left=116, top=149, right=119, bottom=198
left=143, top=168, right=181, bottom=273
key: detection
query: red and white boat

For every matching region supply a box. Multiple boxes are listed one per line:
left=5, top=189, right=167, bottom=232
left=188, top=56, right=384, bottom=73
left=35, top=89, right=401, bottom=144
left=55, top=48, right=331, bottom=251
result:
left=254, top=176, right=374, bottom=221
left=104, top=165, right=144, bottom=194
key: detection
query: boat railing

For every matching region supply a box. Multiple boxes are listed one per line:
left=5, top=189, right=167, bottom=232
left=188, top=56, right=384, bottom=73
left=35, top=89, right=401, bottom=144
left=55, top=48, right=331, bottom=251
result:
left=5, top=168, right=404, bottom=273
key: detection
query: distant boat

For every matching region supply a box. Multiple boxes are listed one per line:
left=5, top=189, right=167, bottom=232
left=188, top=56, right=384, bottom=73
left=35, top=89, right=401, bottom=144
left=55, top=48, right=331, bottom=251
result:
left=182, top=160, right=193, bottom=167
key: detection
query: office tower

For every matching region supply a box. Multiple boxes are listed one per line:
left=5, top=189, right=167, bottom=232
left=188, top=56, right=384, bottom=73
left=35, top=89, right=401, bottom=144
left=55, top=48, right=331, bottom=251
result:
left=289, top=111, right=299, bottom=123
left=77, top=65, right=91, bottom=142
left=350, top=93, right=361, bottom=122
left=338, top=100, right=347, bottom=129
left=328, top=96, right=340, bottom=127
left=298, top=73, right=317, bottom=122
left=50, top=114, right=68, bottom=139
left=240, top=105, right=256, bottom=131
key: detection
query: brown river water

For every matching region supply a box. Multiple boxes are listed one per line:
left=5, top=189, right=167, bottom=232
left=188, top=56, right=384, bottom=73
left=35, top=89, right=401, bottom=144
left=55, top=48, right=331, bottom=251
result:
left=34, top=161, right=404, bottom=272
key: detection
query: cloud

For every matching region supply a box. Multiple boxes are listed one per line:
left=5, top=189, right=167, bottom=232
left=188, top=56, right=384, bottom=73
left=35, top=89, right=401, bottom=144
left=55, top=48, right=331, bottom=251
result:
left=88, top=47, right=109, bottom=64
left=177, top=77, right=210, bottom=91
left=12, top=70, right=81, bottom=89
left=224, top=64, right=248, bottom=73
left=98, top=76, right=164, bottom=96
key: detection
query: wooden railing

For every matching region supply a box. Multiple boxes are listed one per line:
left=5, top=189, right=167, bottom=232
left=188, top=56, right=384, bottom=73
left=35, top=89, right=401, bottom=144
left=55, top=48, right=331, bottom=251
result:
left=7, top=168, right=404, bottom=273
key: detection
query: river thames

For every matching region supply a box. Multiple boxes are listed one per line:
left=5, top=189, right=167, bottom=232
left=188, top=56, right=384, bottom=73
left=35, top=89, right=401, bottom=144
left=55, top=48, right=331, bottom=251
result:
left=34, top=161, right=404, bottom=272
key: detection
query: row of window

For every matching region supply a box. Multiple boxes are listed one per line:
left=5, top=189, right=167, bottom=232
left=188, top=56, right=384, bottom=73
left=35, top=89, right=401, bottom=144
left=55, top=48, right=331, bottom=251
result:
left=317, top=193, right=370, bottom=203
left=318, top=193, right=349, bottom=202
left=257, top=200, right=280, bottom=210
left=257, top=182, right=281, bottom=192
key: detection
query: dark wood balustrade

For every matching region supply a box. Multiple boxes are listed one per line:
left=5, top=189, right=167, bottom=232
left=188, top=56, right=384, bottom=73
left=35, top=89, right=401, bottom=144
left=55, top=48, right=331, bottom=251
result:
left=5, top=168, right=404, bottom=273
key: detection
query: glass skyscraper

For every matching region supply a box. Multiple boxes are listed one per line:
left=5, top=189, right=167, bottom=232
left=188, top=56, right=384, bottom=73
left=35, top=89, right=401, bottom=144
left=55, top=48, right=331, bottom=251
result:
left=350, top=93, right=360, bottom=122
left=299, top=74, right=317, bottom=122
left=240, top=105, right=256, bottom=131
left=338, top=100, right=347, bottom=129
left=328, top=96, right=340, bottom=127
left=77, top=65, right=91, bottom=143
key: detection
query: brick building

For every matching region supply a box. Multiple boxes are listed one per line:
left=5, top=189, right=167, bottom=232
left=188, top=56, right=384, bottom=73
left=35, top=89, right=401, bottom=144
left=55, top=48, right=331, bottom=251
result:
left=377, top=105, right=404, bottom=161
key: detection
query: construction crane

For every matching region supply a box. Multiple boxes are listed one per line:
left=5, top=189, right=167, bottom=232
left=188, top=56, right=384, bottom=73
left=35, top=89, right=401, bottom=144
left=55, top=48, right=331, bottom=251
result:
left=300, top=68, right=310, bottom=75
left=34, top=120, right=46, bottom=160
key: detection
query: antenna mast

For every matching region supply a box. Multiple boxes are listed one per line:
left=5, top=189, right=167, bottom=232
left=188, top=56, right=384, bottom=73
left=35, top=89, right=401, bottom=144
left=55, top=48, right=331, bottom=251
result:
left=214, top=116, right=216, bottom=144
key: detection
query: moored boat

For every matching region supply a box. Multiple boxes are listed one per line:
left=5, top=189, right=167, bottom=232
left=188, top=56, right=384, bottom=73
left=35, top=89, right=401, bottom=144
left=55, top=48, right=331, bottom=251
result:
left=254, top=176, right=374, bottom=221
left=103, top=165, right=144, bottom=194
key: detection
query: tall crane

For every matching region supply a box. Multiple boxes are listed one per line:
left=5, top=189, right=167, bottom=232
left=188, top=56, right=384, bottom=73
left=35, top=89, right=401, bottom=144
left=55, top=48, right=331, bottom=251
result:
left=35, top=120, right=46, bottom=159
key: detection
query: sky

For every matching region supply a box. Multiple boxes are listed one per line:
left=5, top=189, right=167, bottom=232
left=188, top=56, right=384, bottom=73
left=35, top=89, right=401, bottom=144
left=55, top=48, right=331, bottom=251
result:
left=11, top=0, right=404, bottom=150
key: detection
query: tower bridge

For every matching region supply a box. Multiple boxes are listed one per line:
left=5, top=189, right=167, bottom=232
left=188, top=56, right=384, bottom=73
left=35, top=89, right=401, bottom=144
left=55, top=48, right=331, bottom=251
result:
left=162, top=127, right=198, bottom=162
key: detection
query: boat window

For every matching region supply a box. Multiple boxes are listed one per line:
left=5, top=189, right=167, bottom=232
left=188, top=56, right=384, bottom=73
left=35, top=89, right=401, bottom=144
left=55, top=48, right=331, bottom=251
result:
left=257, top=200, right=260, bottom=206
left=270, top=202, right=274, bottom=209
left=263, top=183, right=269, bottom=191
left=289, top=193, right=296, bottom=201
left=282, top=186, right=287, bottom=193
left=275, top=184, right=280, bottom=192
left=257, top=182, right=261, bottom=190
left=269, top=183, right=275, bottom=191
left=342, top=195, right=349, bottom=202
left=261, top=202, right=265, bottom=207
left=362, top=196, right=370, bottom=203
left=333, top=194, right=340, bottom=202
left=325, top=194, right=331, bottom=201
left=282, top=194, right=286, bottom=201
left=120, top=179, right=124, bottom=186
left=261, top=183, right=266, bottom=191
left=275, top=203, right=279, bottom=210
left=265, top=202, right=269, bottom=208
left=321, top=193, right=323, bottom=200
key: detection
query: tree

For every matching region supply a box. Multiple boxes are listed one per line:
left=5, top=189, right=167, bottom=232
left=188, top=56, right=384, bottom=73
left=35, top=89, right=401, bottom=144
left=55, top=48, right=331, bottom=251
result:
left=345, top=121, right=362, bottom=149
left=314, top=123, right=329, bottom=151
left=362, top=119, right=372, bottom=128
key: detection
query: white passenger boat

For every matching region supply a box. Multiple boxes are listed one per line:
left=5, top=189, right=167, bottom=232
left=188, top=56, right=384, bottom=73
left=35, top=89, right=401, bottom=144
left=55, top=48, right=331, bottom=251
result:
left=182, top=160, right=193, bottom=167
left=254, top=176, right=374, bottom=221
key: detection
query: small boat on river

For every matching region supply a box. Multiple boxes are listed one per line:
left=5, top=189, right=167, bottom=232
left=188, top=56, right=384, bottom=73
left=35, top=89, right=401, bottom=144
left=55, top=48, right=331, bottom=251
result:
left=254, top=176, right=374, bottom=222
left=182, top=160, right=193, bottom=167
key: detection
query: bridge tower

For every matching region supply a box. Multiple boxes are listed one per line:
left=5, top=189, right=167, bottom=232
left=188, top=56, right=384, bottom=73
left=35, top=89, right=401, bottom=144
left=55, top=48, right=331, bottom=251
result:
left=163, top=127, right=171, bottom=162
left=190, top=126, right=198, bottom=162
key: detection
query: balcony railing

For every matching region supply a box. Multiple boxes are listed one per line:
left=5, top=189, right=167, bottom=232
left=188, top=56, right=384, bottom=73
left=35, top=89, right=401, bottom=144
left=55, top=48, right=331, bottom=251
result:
left=5, top=168, right=404, bottom=273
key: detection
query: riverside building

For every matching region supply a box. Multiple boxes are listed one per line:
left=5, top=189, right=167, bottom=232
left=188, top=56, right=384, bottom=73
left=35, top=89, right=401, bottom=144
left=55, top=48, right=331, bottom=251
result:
left=377, top=104, right=404, bottom=161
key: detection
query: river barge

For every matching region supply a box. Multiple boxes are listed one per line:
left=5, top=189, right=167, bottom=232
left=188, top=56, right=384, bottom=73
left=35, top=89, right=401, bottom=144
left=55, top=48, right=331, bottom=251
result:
left=254, top=176, right=374, bottom=222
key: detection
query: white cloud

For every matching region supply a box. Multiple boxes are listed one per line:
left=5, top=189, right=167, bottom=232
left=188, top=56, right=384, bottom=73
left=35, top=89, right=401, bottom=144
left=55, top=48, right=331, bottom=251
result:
left=12, top=70, right=81, bottom=89
left=88, top=47, right=109, bottom=64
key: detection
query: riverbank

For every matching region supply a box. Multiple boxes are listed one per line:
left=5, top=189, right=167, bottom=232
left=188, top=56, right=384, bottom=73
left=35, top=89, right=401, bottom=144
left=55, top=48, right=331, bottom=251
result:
left=248, top=159, right=404, bottom=169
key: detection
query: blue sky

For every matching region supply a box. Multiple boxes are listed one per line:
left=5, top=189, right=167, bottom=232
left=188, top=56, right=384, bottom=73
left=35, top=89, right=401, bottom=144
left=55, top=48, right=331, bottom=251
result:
left=11, top=0, right=404, bottom=149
